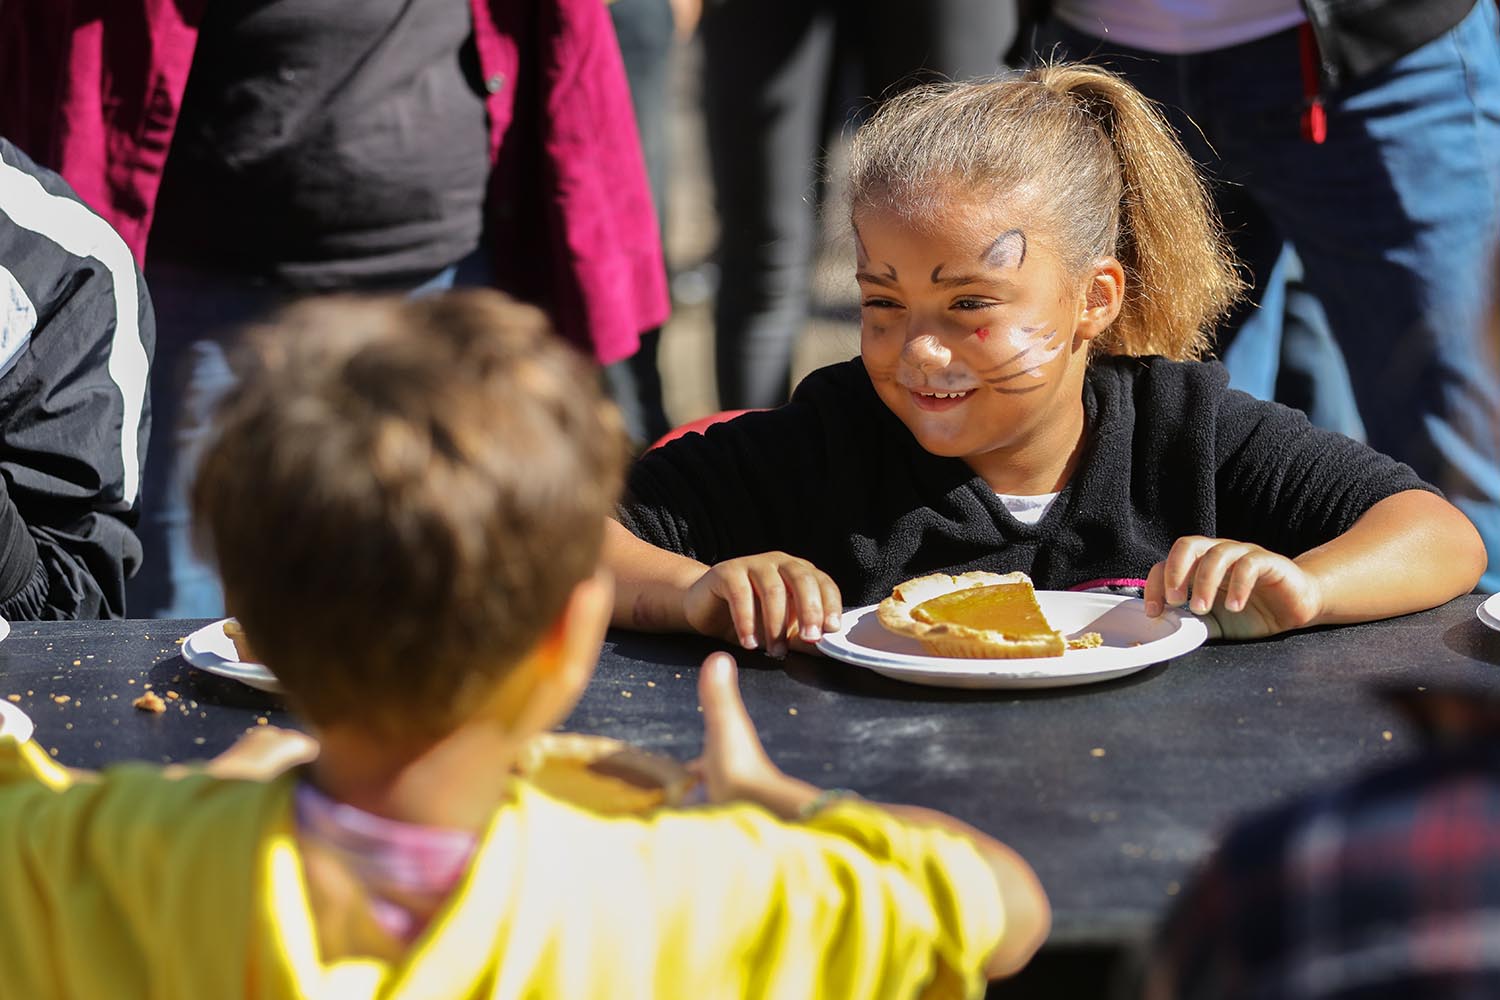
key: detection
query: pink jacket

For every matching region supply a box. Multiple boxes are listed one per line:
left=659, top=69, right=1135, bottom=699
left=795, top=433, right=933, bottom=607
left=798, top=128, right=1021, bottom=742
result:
left=0, top=0, right=668, bottom=364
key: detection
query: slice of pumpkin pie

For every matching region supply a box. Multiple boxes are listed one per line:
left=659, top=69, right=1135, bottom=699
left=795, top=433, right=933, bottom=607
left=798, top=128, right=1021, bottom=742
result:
left=513, top=733, right=697, bottom=816
left=877, top=571, right=1069, bottom=659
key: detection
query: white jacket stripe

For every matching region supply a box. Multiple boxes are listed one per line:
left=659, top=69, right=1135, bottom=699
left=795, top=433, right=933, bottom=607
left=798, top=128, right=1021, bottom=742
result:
left=0, top=157, right=148, bottom=507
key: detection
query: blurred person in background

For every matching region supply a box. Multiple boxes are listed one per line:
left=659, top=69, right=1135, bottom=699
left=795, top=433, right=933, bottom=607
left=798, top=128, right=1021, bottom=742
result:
left=0, top=0, right=669, bottom=617
left=1022, top=0, right=1500, bottom=590
left=607, top=0, right=701, bottom=445
left=1149, top=686, right=1500, bottom=999
left=1147, top=251, right=1500, bottom=1000
left=702, top=0, right=1019, bottom=411
left=0, top=137, right=152, bottom=619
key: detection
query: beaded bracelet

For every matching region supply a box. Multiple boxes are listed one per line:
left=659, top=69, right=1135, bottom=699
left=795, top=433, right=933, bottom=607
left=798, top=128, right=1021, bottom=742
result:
left=797, top=788, right=861, bottom=821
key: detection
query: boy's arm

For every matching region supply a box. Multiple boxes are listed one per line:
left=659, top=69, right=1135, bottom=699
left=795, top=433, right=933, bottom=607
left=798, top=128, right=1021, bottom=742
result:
left=875, top=804, right=1050, bottom=978
left=731, top=770, right=1049, bottom=978
left=693, top=653, right=1049, bottom=979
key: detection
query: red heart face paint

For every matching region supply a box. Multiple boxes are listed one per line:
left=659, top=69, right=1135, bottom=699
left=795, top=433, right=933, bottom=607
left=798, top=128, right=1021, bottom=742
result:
left=975, top=327, right=990, bottom=342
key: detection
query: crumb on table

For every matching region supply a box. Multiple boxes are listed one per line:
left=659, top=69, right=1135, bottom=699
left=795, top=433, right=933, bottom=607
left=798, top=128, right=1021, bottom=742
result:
left=132, top=691, right=166, bottom=714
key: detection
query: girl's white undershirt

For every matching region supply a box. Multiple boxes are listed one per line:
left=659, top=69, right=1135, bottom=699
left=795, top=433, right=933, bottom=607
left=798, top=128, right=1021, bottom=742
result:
left=996, top=491, right=1060, bottom=526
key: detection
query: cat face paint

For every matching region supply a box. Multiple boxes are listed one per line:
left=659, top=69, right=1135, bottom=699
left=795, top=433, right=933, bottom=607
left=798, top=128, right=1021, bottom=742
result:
left=855, top=207, right=1091, bottom=488
left=974, top=325, right=1067, bottom=393
left=982, top=229, right=1027, bottom=271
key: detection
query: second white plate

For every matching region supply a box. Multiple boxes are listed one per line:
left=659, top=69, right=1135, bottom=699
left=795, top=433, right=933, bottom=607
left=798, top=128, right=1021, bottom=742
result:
left=1478, top=593, right=1500, bottom=633
left=182, top=618, right=283, bottom=693
left=817, top=591, right=1208, bottom=689
left=0, top=699, right=32, bottom=743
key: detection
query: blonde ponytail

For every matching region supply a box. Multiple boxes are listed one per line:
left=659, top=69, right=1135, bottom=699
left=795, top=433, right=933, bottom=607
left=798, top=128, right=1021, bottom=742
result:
left=846, top=62, right=1243, bottom=360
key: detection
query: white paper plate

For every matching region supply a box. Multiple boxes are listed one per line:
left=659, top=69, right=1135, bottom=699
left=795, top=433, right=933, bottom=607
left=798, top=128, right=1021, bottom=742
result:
left=0, top=699, right=31, bottom=743
left=182, top=619, right=283, bottom=693
left=1479, top=593, right=1500, bottom=633
left=817, top=592, right=1208, bottom=689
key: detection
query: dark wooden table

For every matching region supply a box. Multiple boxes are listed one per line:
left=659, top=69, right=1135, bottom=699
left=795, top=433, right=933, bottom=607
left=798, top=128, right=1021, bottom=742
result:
left=3, top=598, right=1498, bottom=997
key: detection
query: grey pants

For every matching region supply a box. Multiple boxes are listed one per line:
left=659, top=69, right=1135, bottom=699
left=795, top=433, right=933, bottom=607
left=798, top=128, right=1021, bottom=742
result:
left=702, top=0, right=1018, bottom=409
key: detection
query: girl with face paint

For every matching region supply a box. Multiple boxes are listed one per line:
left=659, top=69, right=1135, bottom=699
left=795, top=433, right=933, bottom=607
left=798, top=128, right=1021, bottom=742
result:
left=606, top=64, right=1485, bottom=653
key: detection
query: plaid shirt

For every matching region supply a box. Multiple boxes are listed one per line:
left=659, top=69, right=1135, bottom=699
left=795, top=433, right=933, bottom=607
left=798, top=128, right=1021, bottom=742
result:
left=1149, top=689, right=1500, bottom=1000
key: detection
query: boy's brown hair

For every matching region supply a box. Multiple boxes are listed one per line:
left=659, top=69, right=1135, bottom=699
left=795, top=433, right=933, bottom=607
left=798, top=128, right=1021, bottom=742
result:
left=191, top=291, right=629, bottom=743
left=846, top=63, right=1244, bottom=361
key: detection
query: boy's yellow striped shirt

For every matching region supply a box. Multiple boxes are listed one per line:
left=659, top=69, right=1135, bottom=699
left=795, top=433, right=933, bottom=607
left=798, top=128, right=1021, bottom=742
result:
left=0, top=736, right=1003, bottom=999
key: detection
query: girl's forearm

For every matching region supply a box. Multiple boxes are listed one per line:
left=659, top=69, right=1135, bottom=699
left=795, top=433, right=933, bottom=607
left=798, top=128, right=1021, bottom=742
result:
left=604, top=518, right=707, bottom=631
left=1297, top=489, right=1486, bottom=625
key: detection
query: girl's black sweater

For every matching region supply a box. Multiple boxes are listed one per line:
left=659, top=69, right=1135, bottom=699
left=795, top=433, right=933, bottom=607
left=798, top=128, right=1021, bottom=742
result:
left=619, top=357, right=1434, bottom=607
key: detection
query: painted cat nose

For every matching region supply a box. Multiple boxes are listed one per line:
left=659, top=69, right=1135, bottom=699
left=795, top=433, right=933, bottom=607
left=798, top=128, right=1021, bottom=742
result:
left=902, top=334, right=950, bottom=369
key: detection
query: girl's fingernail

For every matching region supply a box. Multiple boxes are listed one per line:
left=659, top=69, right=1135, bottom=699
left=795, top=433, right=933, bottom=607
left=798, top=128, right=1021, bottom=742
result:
left=826, top=613, right=842, bottom=631
left=770, top=642, right=787, bottom=659
left=1145, top=601, right=1161, bottom=616
left=740, top=635, right=758, bottom=650
left=801, top=625, right=821, bottom=641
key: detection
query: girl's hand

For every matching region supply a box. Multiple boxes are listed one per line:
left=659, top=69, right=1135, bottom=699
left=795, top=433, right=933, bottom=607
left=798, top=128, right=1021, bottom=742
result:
left=683, top=552, right=843, bottom=657
left=1145, top=536, right=1325, bottom=640
left=690, top=653, right=818, bottom=816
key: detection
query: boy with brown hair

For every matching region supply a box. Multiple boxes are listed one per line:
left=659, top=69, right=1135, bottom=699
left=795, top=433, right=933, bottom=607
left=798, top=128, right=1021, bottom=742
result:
left=0, top=290, right=1048, bottom=998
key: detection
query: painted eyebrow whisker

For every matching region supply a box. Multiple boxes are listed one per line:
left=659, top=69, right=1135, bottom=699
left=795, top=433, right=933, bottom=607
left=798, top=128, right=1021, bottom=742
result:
left=983, top=337, right=1045, bottom=372
left=974, top=326, right=1064, bottom=388
left=984, top=368, right=1037, bottom=384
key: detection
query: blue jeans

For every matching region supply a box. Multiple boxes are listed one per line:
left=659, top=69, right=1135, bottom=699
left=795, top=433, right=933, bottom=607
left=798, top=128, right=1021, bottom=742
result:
left=1041, top=2, right=1500, bottom=589
left=1224, top=244, right=1365, bottom=441
left=129, top=254, right=489, bottom=618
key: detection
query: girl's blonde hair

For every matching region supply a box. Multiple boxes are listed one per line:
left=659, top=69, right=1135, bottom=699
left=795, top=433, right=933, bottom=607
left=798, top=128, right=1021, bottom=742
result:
left=846, top=63, right=1242, bottom=360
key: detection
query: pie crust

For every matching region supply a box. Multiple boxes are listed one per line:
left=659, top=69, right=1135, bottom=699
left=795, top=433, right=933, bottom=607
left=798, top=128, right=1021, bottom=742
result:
left=222, top=618, right=261, bottom=665
left=513, top=732, right=696, bottom=815
left=877, top=571, right=1067, bottom=659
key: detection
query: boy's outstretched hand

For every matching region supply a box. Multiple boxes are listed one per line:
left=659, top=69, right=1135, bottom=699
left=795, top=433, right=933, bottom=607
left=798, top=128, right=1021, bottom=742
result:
left=691, top=652, right=819, bottom=817
left=1145, top=535, right=1324, bottom=640
left=691, top=650, right=1053, bottom=977
left=684, top=553, right=843, bottom=658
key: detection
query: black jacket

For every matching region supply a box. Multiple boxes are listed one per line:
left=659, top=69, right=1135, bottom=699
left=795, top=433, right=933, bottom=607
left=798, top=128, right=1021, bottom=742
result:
left=1013, top=0, right=1479, bottom=89
left=0, top=138, right=153, bottom=619
left=1303, top=0, right=1477, bottom=89
left=619, top=357, right=1432, bottom=608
